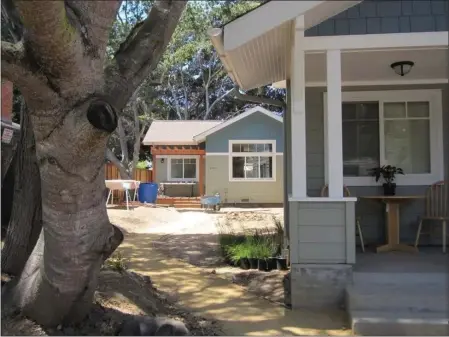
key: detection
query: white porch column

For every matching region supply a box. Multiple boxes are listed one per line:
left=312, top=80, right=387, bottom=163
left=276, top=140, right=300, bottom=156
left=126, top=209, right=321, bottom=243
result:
left=290, top=16, right=307, bottom=198
left=325, top=49, right=343, bottom=198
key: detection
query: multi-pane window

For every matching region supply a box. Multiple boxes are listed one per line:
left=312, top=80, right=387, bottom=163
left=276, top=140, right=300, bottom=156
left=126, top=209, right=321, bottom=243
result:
left=230, top=142, right=275, bottom=180
left=170, top=158, right=197, bottom=180
left=342, top=102, right=380, bottom=177
left=383, top=102, right=430, bottom=174
left=336, top=90, right=442, bottom=186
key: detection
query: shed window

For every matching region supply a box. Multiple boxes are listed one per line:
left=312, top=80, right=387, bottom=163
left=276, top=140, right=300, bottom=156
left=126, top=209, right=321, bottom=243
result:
left=169, top=157, right=198, bottom=181
left=229, top=141, right=276, bottom=181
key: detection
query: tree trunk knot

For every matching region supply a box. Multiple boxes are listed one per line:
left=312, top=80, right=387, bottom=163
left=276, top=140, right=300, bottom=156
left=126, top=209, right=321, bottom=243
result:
left=87, top=97, right=117, bottom=133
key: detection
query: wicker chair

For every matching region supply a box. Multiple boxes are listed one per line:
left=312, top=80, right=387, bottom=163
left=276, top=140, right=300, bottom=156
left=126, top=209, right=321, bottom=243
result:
left=414, top=181, right=448, bottom=253
left=320, top=184, right=365, bottom=253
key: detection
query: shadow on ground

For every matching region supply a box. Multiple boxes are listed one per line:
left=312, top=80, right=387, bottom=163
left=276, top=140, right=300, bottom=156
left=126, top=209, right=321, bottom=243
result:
left=117, top=232, right=351, bottom=336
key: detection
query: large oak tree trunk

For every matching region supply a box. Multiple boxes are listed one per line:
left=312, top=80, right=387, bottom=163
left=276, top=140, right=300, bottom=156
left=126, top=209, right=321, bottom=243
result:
left=5, top=101, right=124, bottom=326
left=1, top=108, right=42, bottom=276
left=1, top=0, right=187, bottom=327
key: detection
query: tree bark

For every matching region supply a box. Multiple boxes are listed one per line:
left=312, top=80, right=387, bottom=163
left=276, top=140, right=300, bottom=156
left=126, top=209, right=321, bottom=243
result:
left=3, top=99, right=124, bottom=327
left=1, top=108, right=42, bottom=276
left=1, top=0, right=186, bottom=327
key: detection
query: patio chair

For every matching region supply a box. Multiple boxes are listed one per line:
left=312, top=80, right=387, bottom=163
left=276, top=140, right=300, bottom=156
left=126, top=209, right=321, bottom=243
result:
left=321, top=184, right=365, bottom=253
left=414, top=180, right=448, bottom=253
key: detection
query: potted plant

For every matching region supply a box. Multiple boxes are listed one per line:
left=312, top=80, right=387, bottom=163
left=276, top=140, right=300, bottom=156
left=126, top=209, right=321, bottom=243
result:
left=228, top=243, right=250, bottom=270
left=276, top=256, right=288, bottom=270
left=256, top=241, right=272, bottom=272
left=369, top=165, right=404, bottom=196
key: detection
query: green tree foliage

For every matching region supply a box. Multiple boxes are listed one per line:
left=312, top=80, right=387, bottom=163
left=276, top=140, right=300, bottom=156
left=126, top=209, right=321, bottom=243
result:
left=107, top=0, right=285, bottom=165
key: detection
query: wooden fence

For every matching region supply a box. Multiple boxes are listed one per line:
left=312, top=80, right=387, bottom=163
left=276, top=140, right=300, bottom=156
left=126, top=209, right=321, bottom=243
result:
left=104, top=163, right=153, bottom=182
left=105, top=163, right=153, bottom=202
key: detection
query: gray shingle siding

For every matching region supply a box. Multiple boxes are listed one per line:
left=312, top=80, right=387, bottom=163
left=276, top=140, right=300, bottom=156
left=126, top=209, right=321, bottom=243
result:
left=305, top=0, right=448, bottom=37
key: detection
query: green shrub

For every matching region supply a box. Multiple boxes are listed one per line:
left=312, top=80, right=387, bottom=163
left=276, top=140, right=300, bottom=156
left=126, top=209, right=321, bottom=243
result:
left=226, top=242, right=250, bottom=263
left=135, top=161, right=148, bottom=169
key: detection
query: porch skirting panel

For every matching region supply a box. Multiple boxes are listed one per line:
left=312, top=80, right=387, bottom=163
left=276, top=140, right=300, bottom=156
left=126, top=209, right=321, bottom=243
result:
left=288, top=199, right=356, bottom=309
left=289, top=199, right=356, bottom=264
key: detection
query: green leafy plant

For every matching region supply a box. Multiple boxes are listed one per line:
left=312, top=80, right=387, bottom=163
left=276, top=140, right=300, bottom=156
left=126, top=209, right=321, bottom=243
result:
left=103, top=252, right=127, bottom=273
left=227, top=243, right=250, bottom=263
left=135, top=161, right=149, bottom=170
left=369, top=165, right=404, bottom=185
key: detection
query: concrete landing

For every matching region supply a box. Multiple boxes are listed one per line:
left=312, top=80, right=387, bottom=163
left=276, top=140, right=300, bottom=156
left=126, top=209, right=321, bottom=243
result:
left=350, top=310, right=449, bottom=336
left=347, top=271, right=449, bottom=336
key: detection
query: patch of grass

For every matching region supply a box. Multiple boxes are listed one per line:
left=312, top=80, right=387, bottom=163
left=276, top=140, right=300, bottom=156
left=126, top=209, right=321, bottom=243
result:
left=221, top=229, right=276, bottom=262
left=103, top=252, right=128, bottom=272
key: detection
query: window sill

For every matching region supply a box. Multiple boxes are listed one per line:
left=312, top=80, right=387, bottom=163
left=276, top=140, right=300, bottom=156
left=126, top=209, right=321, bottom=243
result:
left=288, top=196, right=357, bottom=202
left=344, top=174, right=443, bottom=187
left=229, top=179, right=276, bottom=183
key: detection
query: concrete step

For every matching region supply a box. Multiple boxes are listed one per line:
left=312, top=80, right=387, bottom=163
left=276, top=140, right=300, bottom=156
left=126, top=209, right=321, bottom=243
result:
left=350, top=310, right=449, bottom=336
left=352, top=271, right=447, bottom=287
left=346, top=284, right=448, bottom=313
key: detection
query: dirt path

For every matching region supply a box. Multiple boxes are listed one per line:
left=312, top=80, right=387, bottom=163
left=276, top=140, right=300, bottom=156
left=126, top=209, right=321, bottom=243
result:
left=117, top=232, right=351, bottom=336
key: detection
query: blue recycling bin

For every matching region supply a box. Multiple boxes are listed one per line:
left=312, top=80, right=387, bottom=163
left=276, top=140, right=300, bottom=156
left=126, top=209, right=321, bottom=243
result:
left=138, top=183, right=158, bottom=203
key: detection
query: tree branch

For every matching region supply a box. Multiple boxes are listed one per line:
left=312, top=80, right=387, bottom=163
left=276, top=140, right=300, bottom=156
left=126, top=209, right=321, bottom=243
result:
left=167, top=78, right=182, bottom=120
left=105, top=149, right=131, bottom=180
left=232, top=87, right=286, bottom=108
left=116, top=118, right=129, bottom=165
left=1, top=41, right=60, bottom=110
left=64, top=1, right=122, bottom=58
left=131, top=100, right=143, bottom=177
left=105, top=0, right=187, bottom=112
left=204, top=88, right=235, bottom=120
left=15, top=1, right=84, bottom=83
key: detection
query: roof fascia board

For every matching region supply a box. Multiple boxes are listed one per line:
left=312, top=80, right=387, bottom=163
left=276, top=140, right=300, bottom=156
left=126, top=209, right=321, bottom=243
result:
left=223, top=1, right=324, bottom=51
left=303, top=31, right=449, bottom=52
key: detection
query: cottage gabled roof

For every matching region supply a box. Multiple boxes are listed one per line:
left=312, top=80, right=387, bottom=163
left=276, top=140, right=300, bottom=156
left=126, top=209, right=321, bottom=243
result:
left=193, top=106, right=282, bottom=142
left=142, top=120, right=221, bottom=145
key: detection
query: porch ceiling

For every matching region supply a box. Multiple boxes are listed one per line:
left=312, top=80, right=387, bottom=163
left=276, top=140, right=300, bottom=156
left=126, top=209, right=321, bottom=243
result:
left=309, top=48, right=449, bottom=85
left=209, top=1, right=361, bottom=91
left=274, top=48, right=448, bottom=88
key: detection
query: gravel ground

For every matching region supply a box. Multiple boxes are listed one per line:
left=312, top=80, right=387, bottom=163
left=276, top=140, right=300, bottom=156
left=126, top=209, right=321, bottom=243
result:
left=1, top=268, right=222, bottom=336
left=108, top=206, right=283, bottom=268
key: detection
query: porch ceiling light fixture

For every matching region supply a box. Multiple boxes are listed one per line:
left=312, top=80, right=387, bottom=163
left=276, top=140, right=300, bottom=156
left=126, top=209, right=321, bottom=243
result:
left=391, top=61, right=414, bottom=77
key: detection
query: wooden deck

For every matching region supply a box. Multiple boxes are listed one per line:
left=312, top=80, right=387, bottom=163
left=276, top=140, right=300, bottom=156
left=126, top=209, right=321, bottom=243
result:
left=156, top=196, right=202, bottom=209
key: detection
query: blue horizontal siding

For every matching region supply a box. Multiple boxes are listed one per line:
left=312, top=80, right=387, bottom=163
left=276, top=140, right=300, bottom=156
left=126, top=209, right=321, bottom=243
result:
left=205, top=111, right=284, bottom=153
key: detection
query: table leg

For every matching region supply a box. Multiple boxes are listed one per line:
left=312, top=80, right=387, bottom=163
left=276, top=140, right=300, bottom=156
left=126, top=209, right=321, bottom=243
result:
left=376, top=202, right=418, bottom=253
left=106, top=189, right=112, bottom=206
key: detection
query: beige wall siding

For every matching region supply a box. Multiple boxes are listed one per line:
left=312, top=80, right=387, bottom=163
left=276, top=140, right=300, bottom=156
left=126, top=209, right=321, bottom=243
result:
left=154, top=157, right=168, bottom=183
left=205, top=155, right=283, bottom=203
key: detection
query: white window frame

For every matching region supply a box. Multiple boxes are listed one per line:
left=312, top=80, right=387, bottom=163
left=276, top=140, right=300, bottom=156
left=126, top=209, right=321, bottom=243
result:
left=167, top=155, right=199, bottom=182
left=324, top=89, right=444, bottom=186
left=228, top=140, right=277, bottom=182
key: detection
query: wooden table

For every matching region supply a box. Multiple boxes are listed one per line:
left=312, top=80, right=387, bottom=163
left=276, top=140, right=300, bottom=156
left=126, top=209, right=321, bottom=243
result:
left=360, top=196, right=424, bottom=253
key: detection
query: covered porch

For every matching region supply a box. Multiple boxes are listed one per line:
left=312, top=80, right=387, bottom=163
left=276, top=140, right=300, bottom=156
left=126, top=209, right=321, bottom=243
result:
left=151, top=145, right=206, bottom=198
left=210, top=11, right=448, bottom=314
left=284, top=27, right=448, bottom=311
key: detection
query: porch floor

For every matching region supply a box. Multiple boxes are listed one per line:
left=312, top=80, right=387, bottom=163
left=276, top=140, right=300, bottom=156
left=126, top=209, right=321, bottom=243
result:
left=354, top=247, right=448, bottom=274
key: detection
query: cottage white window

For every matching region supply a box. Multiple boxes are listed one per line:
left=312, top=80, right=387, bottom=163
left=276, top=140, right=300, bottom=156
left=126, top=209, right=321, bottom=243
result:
left=325, top=89, right=444, bottom=186
left=229, top=140, right=276, bottom=181
left=168, top=156, right=198, bottom=181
